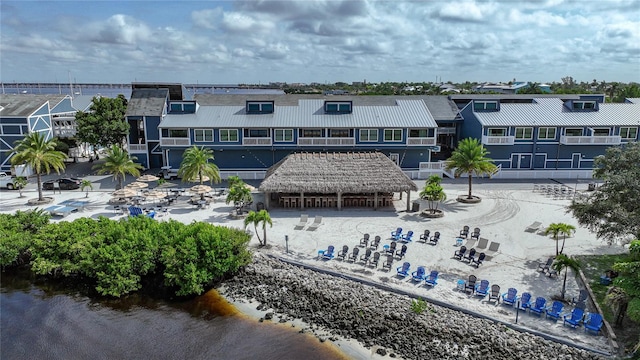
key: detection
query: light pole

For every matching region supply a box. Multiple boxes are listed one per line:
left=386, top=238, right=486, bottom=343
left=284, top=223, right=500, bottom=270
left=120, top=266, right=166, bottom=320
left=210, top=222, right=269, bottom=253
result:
left=285, top=235, right=289, bottom=254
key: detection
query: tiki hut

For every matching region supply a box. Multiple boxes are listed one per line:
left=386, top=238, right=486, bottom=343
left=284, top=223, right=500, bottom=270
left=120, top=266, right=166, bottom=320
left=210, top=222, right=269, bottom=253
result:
left=259, top=152, right=418, bottom=210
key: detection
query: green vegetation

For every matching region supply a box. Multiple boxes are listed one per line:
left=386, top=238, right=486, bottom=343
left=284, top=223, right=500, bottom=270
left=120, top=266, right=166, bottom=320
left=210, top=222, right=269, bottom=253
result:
left=410, top=298, right=430, bottom=315
left=545, top=223, right=576, bottom=256
left=226, top=176, right=253, bottom=214
left=14, top=177, right=28, bottom=198
left=551, top=254, right=581, bottom=299
left=244, top=210, right=273, bottom=247
left=420, top=175, right=446, bottom=214
left=94, top=145, right=144, bottom=189
left=444, top=137, right=497, bottom=200
left=80, top=179, right=93, bottom=198
left=11, top=132, right=67, bottom=201
left=75, top=95, right=129, bottom=155
left=178, top=145, right=221, bottom=185
left=0, top=211, right=252, bottom=297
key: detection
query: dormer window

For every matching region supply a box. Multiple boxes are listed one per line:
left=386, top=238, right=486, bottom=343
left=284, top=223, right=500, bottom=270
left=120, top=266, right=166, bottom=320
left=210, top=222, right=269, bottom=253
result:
left=473, top=101, right=499, bottom=112
left=566, top=100, right=598, bottom=112
left=246, top=101, right=274, bottom=114
left=324, top=101, right=352, bottom=114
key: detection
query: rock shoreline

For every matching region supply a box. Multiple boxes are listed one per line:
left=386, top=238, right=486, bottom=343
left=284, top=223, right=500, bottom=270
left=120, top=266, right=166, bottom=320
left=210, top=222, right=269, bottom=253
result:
left=220, top=254, right=605, bottom=360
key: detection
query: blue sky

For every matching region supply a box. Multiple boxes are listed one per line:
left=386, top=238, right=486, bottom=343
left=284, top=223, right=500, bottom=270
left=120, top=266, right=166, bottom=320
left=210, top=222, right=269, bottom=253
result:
left=1, top=0, right=639, bottom=85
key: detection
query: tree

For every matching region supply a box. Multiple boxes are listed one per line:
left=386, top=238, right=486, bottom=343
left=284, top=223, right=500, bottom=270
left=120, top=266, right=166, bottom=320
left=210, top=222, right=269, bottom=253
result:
left=14, top=177, right=27, bottom=198
left=567, top=142, right=640, bottom=244
left=611, top=240, right=640, bottom=323
left=10, top=132, right=66, bottom=201
left=178, top=146, right=221, bottom=185
left=551, top=254, right=581, bottom=299
left=80, top=179, right=93, bottom=198
left=244, top=209, right=273, bottom=247
left=226, top=184, right=253, bottom=214
left=545, top=223, right=575, bottom=256
left=444, top=138, right=497, bottom=200
left=75, top=95, right=129, bottom=155
left=420, top=175, right=447, bottom=214
left=94, top=145, right=143, bottom=190
left=559, top=223, right=576, bottom=254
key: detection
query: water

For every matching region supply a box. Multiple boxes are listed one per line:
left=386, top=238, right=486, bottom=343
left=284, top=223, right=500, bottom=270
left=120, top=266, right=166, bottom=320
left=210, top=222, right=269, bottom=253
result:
left=0, top=272, right=348, bottom=360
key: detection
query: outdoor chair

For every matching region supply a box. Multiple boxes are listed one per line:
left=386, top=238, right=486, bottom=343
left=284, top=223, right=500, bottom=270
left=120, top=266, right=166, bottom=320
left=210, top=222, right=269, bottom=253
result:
left=526, top=221, right=542, bottom=232
left=584, top=313, right=603, bottom=335
left=359, top=233, right=370, bottom=247
left=424, top=270, right=439, bottom=287
left=347, top=247, right=360, bottom=262
left=464, top=248, right=477, bottom=263
left=470, top=228, right=481, bottom=241
left=502, top=288, right=518, bottom=307
left=396, top=262, right=410, bottom=277
left=391, top=227, right=403, bottom=240
left=370, top=235, right=381, bottom=250
left=360, top=248, right=372, bottom=264
left=563, top=307, right=585, bottom=329
left=518, top=292, right=532, bottom=311
left=489, top=285, right=501, bottom=303
left=386, top=241, right=397, bottom=256
left=471, top=253, right=486, bottom=267
left=429, top=231, right=440, bottom=245
left=400, top=230, right=414, bottom=243
left=465, top=275, right=477, bottom=294
left=484, top=242, right=501, bottom=261
left=337, top=245, right=349, bottom=260
left=572, top=289, right=588, bottom=306
left=529, top=297, right=547, bottom=316
left=546, top=301, right=564, bottom=321
left=453, top=246, right=467, bottom=260
left=411, top=266, right=426, bottom=282
left=395, top=244, right=408, bottom=259
left=307, top=216, right=323, bottom=231
left=368, top=252, right=381, bottom=268
left=459, top=225, right=470, bottom=239
left=321, top=245, right=335, bottom=260
left=475, top=237, right=489, bottom=250
left=295, top=214, right=309, bottom=229
left=538, top=258, right=554, bottom=273
left=382, top=255, right=394, bottom=271
left=419, top=230, right=430, bottom=243
left=475, top=280, right=490, bottom=297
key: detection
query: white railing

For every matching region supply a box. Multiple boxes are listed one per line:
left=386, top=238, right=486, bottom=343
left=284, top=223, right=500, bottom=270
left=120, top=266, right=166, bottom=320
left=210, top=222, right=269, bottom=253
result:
left=297, top=137, right=356, bottom=146
left=560, top=136, right=622, bottom=145
left=419, top=162, right=445, bottom=170
left=407, top=137, right=437, bottom=146
left=437, top=127, right=456, bottom=135
left=160, top=137, right=191, bottom=146
left=482, top=135, right=515, bottom=145
left=129, top=144, right=148, bottom=152
left=242, top=137, right=272, bottom=146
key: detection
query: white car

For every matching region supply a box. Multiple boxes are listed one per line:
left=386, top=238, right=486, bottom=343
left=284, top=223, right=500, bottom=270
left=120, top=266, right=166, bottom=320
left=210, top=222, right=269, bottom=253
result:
left=0, top=172, right=23, bottom=190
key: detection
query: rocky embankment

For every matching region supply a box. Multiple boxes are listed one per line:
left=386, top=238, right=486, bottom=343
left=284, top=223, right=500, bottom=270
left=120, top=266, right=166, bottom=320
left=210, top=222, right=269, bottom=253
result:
left=220, top=254, right=605, bottom=360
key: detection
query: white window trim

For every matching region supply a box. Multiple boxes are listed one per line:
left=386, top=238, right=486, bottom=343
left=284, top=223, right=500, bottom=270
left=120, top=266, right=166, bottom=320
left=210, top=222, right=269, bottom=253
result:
left=591, top=128, right=610, bottom=136
left=487, top=127, right=507, bottom=137
left=383, top=128, right=403, bottom=142
left=219, top=129, right=239, bottom=142
left=564, top=127, right=583, bottom=136
left=194, top=129, right=213, bottom=142
left=515, top=127, right=533, bottom=140
left=359, top=129, right=378, bottom=142
left=620, top=127, right=638, bottom=139
left=538, top=127, right=557, bottom=140
left=274, top=129, right=294, bottom=142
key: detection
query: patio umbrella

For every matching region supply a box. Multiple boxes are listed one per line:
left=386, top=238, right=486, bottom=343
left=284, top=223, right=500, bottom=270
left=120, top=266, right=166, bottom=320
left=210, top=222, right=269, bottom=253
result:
left=145, top=190, right=167, bottom=201
left=244, top=184, right=257, bottom=192
left=112, top=188, right=137, bottom=198
left=187, top=175, right=210, bottom=183
left=190, top=184, right=212, bottom=194
left=137, top=174, right=160, bottom=182
left=126, top=181, right=149, bottom=190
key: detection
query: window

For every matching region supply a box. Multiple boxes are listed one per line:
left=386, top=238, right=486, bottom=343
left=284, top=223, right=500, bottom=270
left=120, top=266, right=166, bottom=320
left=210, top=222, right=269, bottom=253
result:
left=194, top=129, right=213, bottom=142
left=359, top=129, right=378, bottom=142
left=161, top=129, right=188, bottom=138
left=384, top=129, right=402, bottom=142
left=565, top=128, right=583, bottom=136
left=592, top=128, right=610, bottom=136
left=409, top=129, right=429, bottom=137
left=329, top=129, right=351, bottom=137
left=538, top=127, right=556, bottom=140
left=515, top=127, right=533, bottom=140
left=488, top=128, right=506, bottom=137
left=244, top=129, right=269, bottom=137
left=620, top=127, right=638, bottom=140
left=324, top=101, right=352, bottom=113
left=2, top=125, right=21, bottom=134
left=300, top=129, right=322, bottom=137
left=474, top=101, right=499, bottom=111
left=572, top=101, right=597, bottom=110
left=274, top=129, right=293, bottom=142
left=220, top=129, right=238, bottom=142
left=246, top=101, right=274, bottom=114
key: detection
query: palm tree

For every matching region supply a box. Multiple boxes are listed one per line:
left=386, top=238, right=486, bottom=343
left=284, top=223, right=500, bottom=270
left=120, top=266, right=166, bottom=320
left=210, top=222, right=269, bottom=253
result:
left=226, top=184, right=253, bottom=214
left=80, top=179, right=93, bottom=198
left=14, top=177, right=27, bottom=198
left=546, top=223, right=575, bottom=256
left=444, top=138, right=497, bottom=200
left=559, top=223, right=576, bottom=254
left=420, top=175, right=447, bottom=214
left=244, top=209, right=273, bottom=247
left=11, top=132, right=66, bottom=201
left=551, top=254, right=581, bottom=299
left=94, top=145, right=143, bottom=189
left=178, top=146, right=221, bottom=185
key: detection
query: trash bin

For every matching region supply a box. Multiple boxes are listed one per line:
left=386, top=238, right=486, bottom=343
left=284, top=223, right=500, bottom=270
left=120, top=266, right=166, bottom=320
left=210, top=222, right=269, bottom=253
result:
left=256, top=202, right=265, bottom=211
left=588, top=183, right=596, bottom=191
left=412, top=202, right=420, bottom=212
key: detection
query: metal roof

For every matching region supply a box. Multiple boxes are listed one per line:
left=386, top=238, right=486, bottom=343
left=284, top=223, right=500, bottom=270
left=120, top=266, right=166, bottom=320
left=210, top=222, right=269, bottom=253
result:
left=125, top=89, right=168, bottom=117
left=474, top=98, right=640, bottom=127
left=160, top=99, right=438, bottom=129
left=71, top=95, right=96, bottom=112
left=0, top=94, right=68, bottom=117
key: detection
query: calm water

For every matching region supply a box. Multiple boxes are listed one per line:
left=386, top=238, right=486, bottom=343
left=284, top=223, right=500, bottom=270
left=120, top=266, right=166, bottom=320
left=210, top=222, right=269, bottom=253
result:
left=0, top=273, right=347, bottom=360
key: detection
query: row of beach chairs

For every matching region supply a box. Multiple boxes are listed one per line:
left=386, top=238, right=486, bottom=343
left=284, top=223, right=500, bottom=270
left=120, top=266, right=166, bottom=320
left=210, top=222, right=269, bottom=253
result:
left=294, top=214, right=323, bottom=231
left=533, top=184, right=575, bottom=200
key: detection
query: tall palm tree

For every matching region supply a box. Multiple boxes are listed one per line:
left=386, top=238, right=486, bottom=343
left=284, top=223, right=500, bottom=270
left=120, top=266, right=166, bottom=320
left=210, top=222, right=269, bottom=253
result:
left=94, top=145, right=143, bottom=189
left=244, top=209, right=273, bottom=247
left=444, top=138, right=497, bottom=200
left=551, top=254, right=581, bottom=299
left=546, top=223, right=576, bottom=256
left=178, top=146, right=220, bottom=185
left=11, top=132, right=66, bottom=201
left=559, top=223, right=577, bottom=254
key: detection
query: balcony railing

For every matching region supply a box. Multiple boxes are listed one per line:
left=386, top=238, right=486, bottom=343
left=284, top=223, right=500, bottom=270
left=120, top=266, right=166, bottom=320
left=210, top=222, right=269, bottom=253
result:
left=437, top=127, right=456, bottom=135
left=242, top=137, right=273, bottom=146
left=129, top=144, right=148, bottom=152
left=297, top=137, right=356, bottom=146
left=160, top=137, right=191, bottom=146
left=419, top=162, right=445, bottom=170
left=407, top=137, right=437, bottom=146
left=560, top=135, right=622, bottom=145
left=482, top=135, right=515, bottom=145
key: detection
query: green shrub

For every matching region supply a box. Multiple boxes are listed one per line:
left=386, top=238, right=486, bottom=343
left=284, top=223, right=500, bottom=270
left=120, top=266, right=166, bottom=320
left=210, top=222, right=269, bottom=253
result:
left=410, top=298, right=430, bottom=314
left=0, top=210, right=49, bottom=267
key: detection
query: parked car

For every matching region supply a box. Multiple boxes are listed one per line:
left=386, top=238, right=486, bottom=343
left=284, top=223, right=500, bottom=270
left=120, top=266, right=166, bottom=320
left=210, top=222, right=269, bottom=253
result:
left=0, top=172, right=24, bottom=190
left=42, top=178, right=82, bottom=190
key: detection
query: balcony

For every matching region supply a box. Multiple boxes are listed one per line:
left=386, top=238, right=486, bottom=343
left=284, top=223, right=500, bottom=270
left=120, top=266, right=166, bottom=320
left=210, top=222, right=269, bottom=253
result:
left=407, top=137, right=437, bottom=146
left=297, top=137, right=356, bottom=146
left=560, top=135, right=622, bottom=145
left=129, top=144, right=148, bottom=152
left=437, top=127, right=456, bottom=135
left=482, top=135, right=515, bottom=145
left=160, top=137, right=190, bottom=146
left=243, top=137, right=273, bottom=146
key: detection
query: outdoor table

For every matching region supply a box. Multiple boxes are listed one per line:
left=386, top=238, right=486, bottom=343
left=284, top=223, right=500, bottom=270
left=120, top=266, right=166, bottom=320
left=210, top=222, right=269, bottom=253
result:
left=457, top=279, right=466, bottom=291
left=456, top=237, right=464, bottom=246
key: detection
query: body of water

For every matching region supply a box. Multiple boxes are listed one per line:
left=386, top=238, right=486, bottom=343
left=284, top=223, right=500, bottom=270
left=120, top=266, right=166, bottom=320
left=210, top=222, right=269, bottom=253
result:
left=1, top=273, right=348, bottom=360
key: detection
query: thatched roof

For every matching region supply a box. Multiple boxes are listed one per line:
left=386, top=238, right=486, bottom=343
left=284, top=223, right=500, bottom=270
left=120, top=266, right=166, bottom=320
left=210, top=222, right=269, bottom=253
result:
left=259, top=152, right=418, bottom=194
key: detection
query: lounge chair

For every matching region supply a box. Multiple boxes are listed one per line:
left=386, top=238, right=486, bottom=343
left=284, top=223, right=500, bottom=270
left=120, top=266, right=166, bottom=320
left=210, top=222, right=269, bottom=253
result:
left=347, top=247, right=360, bottom=262
left=360, top=248, right=372, bottom=264
left=386, top=241, right=397, bottom=256
left=382, top=255, right=393, bottom=271
left=411, top=266, right=426, bottom=282
left=368, top=252, right=381, bottom=267
left=489, top=284, right=501, bottom=303
left=391, top=227, right=403, bottom=240
left=518, top=292, right=532, bottom=311
left=464, top=248, right=477, bottom=263
left=529, top=297, right=547, bottom=316
left=400, top=230, right=414, bottom=243
left=419, top=230, right=430, bottom=243
left=465, top=275, right=477, bottom=294
left=483, top=242, right=501, bottom=261
left=475, top=237, right=489, bottom=250
left=395, top=244, right=408, bottom=259
left=295, top=214, right=309, bottom=229
left=337, top=245, right=349, bottom=260
left=546, top=301, right=564, bottom=321
left=424, top=270, right=439, bottom=287
left=459, top=225, right=470, bottom=239
left=584, top=313, right=603, bottom=335
left=471, top=253, right=485, bottom=267
left=370, top=235, right=381, bottom=250
left=44, top=205, right=76, bottom=217
left=538, top=258, right=554, bottom=273
left=307, top=216, right=323, bottom=231
left=475, top=280, right=490, bottom=297
left=502, top=288, right=518, bottom=307
left=526, top=221, right=542, bottom=232
left=128, top=206, right=144, bottom=217
left=453, top=246, right=467, bottom=260
left=396, top=262, right=410, bottom=277
left=470, top=228, right=481, bottom=241
left=321, top=245, right=335, bottom=260
left=429, top=231, right=440, bottom=245
left=572, top=289, right=588, bottom=306
left=563, top=307, right=585, bottom=329
left=359, top=233, right=370, bottom=247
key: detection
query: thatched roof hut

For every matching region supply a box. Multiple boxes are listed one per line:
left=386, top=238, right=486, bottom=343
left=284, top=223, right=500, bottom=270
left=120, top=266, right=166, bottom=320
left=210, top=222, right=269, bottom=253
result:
left=259, top=152, right=418, bottom=194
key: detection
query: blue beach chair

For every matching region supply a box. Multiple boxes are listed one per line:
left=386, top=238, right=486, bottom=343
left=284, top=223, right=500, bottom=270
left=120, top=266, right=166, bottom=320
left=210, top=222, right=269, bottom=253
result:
left=529, top=297, right=547, bottom=316
left=502, top=288, right=518, bottom=307
left=411, top=266, right=426, bottom=282
left=396, top=262, right=410, bottom=277
left=424, top=270, right=439, bottom=287
left=563, top=307, right=585, bottom=329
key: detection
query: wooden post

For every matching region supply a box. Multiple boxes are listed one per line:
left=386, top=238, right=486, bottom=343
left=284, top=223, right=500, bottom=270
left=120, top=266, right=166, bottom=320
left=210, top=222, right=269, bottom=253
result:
left=265, top=192, right=270, bottom=209
left=337, top=192, right=342, bottom=211
left=374, top=192, right=378, bottom=210
left=406, top=190, right=411, bottom=212
left=300, top=192, right=305, bottom=210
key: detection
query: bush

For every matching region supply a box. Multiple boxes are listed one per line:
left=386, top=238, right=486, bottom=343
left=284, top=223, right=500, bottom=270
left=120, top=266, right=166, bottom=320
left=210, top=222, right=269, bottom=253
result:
left=0, top=210, right=50, bottom=267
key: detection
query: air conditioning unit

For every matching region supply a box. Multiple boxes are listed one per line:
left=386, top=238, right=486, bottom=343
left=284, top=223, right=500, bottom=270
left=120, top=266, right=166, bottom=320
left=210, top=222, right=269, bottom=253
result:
left=432, top=146, right=441, bottom=153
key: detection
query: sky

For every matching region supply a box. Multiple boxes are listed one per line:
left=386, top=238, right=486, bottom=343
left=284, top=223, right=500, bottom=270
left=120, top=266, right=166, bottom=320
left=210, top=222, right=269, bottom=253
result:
left=1, top=0, right=639, bottom=85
